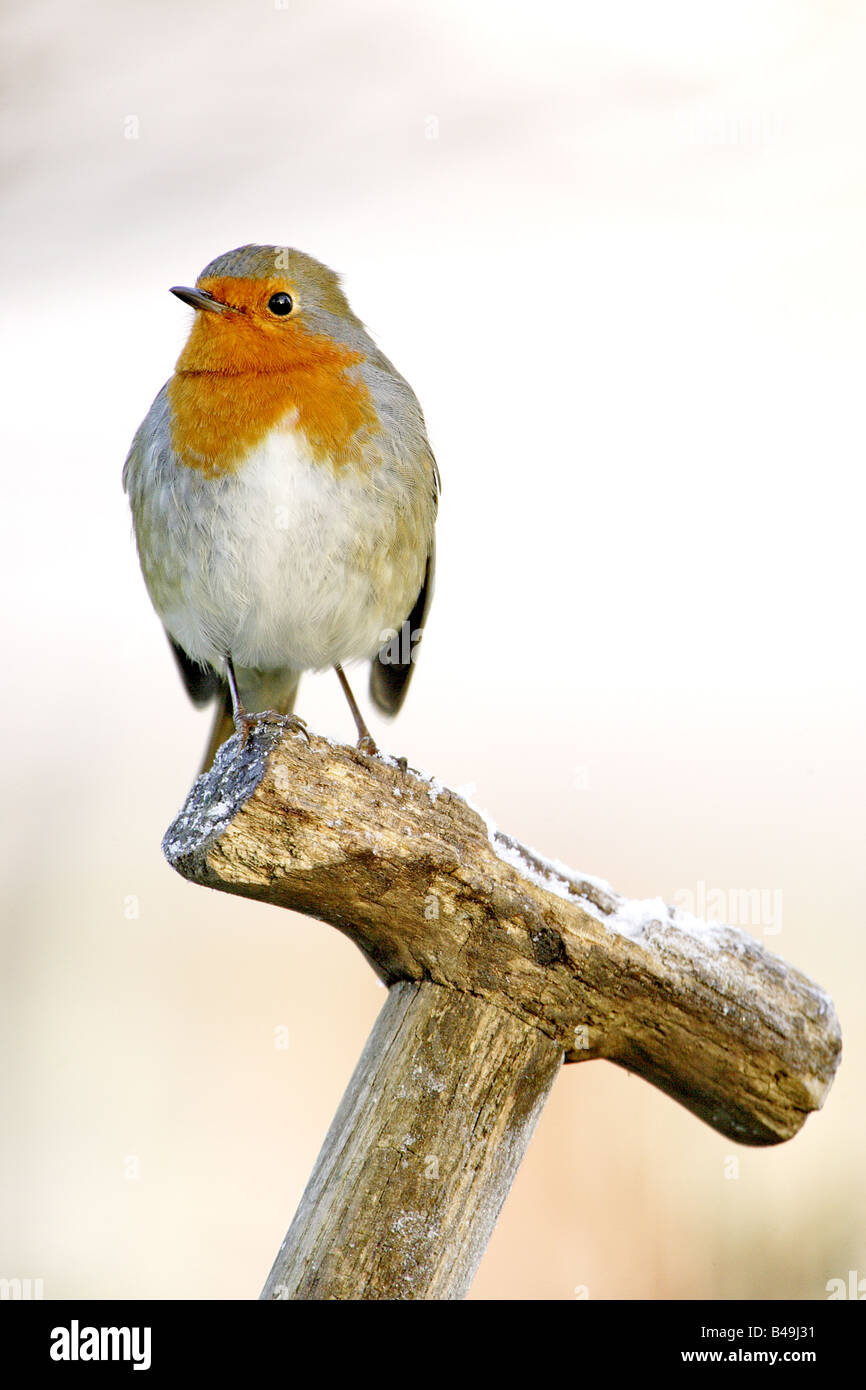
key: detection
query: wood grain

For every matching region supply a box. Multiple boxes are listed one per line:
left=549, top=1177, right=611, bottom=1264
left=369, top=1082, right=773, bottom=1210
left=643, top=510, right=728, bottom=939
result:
left=260, top=980, right=562, bottom=1300
left=164, top=725, right=841, bottom=1148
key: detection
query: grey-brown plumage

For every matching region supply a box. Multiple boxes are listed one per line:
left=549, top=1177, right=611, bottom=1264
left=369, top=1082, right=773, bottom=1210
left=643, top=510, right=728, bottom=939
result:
left=123, top=243, right=439, bottom=771
left=369, top=548, right=435, bottom=717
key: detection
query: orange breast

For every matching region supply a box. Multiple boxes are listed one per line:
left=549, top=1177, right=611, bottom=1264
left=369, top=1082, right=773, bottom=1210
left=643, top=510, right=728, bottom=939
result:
left=167, top=278, right=381, bottom=477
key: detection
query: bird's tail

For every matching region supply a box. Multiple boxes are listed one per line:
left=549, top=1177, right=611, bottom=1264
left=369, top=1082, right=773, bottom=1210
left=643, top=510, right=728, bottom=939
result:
left=199, top=675, right=300, bottom=774
left=200, top=687, right=235, bottom=774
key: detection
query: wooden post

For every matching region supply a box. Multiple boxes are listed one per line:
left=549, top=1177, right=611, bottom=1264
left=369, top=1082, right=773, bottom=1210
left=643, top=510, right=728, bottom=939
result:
left=163, top=725, right=842, bottom=1299
left=261, top=981, right=561, bottom=1300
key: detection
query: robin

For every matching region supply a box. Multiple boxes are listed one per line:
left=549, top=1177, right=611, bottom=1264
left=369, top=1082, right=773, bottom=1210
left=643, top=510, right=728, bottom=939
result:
left=123, top=244, right=439, bottom=772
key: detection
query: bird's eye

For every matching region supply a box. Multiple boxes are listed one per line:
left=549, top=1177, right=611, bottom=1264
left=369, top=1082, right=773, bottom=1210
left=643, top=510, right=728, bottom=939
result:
left=267, top=292, right=293, bottom=316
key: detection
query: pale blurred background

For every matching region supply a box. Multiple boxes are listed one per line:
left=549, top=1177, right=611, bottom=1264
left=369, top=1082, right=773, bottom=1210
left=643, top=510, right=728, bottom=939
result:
left=1, top=0, right=863, bottom=1300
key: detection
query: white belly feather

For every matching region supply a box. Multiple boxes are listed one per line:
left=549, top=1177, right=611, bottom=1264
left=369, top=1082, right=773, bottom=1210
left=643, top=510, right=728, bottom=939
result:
left=135, top=422, right=424, bottom=677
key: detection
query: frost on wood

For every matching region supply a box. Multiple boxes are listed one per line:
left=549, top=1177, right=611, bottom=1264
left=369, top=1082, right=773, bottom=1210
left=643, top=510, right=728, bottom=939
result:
left=164, top=725, right=841, bottom=1147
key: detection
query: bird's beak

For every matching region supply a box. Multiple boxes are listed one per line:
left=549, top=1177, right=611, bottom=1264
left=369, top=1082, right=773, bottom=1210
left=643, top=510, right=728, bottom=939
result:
left=170, top=286, right=227, bottom=313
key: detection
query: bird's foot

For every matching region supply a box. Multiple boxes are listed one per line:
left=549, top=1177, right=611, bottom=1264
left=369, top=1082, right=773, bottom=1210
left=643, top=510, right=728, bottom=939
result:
left=234, top=709, right=310, bottom=750
left=355, top=741, right=408, bottom=779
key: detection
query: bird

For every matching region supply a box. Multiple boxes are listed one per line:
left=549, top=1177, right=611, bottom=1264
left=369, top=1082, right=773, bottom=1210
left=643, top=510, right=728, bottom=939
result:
left=123, top=244, right=439, bottom=772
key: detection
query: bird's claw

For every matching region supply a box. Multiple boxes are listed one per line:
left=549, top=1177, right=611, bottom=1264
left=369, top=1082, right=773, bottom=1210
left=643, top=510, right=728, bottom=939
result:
left=234, top=709, right=310, bottom=750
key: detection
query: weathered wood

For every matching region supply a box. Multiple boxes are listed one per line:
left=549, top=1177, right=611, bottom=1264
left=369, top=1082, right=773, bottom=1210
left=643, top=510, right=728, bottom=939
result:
left=164, top=725, right=841, bottom=1149
left=260, top=980, right=562, bottom=1300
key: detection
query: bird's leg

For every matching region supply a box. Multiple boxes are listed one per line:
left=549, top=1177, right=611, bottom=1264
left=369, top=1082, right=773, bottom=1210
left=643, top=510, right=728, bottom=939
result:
left=226, top=655, right=308, bottom=748
left=334, top=664, right=378, bottom=755
left=225, top=655, right=248, bottom=729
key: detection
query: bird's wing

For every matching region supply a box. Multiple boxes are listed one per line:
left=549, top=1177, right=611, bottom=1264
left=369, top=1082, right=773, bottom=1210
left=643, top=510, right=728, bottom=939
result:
left=369, top=540, right=436, bottom=717
left=167, top=635, right=222, bottom=707
left=124, top=391, right=224, bottom=710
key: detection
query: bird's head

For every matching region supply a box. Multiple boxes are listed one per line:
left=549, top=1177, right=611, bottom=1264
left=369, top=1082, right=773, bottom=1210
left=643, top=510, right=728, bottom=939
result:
left=171, top=244, right=366, bottom=375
